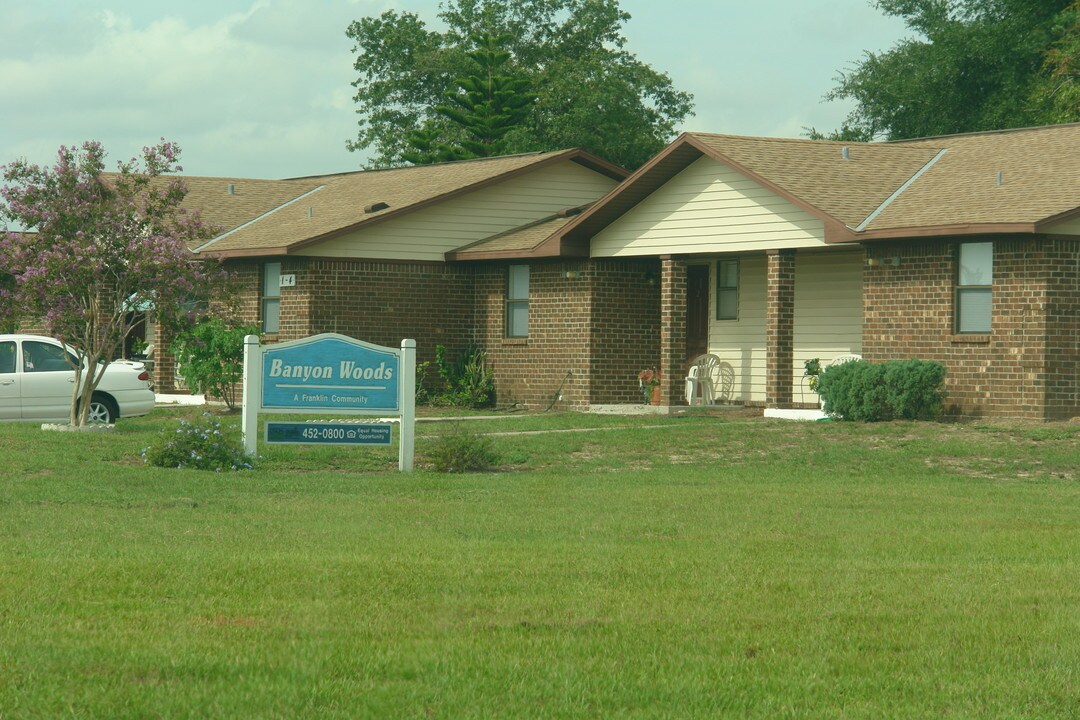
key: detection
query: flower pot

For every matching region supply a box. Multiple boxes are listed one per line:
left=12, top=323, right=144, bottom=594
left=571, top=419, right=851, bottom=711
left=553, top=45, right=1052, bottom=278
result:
left=650, top=385, right=662, bottom=405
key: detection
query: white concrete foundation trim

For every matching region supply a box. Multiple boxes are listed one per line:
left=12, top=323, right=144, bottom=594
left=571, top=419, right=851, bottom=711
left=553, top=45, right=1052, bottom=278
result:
left=764, top=407, right=828, bottom=421
left=589, top=404, right=671, bottom=415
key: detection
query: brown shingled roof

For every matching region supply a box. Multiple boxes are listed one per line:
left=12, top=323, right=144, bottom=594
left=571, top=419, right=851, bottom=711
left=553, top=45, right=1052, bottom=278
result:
left=689, top=133, right=941, bottom=228
left=560, top=123, right=1080, bottom=248
left=863, top=123, right=1080, bottom=235
left=187, top=150, right=624, bottom=257
left=179, top=177, right=322, bottom=246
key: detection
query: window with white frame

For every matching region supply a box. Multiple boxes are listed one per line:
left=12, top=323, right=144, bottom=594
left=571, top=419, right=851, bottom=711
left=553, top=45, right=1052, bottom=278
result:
left=506, top=265, right=529, bottom=338
left=262, top=262, right=281, bottom=333
left=716, top=258, right=739, bottom=320
left=956, top=242, right=992, bottom=333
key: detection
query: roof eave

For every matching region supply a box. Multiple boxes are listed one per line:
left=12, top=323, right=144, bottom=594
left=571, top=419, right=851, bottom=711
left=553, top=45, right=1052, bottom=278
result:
left=838, top=223, right=1038, bottom=243
left=199, top=247, right=291, bottom=260
left=1034, top=205, right=1080, bottom=232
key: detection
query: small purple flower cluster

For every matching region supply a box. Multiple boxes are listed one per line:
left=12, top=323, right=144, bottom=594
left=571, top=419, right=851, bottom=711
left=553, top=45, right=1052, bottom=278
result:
left=142, top=412, right=253, bottom=472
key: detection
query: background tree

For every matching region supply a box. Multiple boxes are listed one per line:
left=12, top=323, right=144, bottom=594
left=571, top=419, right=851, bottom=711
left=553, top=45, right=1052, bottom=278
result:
left=346, top=0, right=693, bottom=170
left=1036, top=0, right=1080, bottom=121
left=0, top=140, right=221, bottom=426
left=403, top=32, right=537, bottom=164
left=814, top=0, right=1078, bottom=140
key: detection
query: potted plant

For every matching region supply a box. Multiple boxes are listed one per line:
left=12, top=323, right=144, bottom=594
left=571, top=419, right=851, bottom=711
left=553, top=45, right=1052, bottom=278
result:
left=637, top=368, right=661, bottom=405
left=803, top=358, right=822, bottom=392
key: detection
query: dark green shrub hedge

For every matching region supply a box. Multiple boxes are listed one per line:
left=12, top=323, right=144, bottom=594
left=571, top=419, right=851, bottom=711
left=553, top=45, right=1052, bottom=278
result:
left=817, top=359, right=946, bottom=421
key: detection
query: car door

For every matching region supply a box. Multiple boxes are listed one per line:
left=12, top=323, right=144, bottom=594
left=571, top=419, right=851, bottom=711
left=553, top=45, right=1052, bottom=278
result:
left=19, top=339, right=80, bottom=421
left=0, top=340, right=19, bottom=420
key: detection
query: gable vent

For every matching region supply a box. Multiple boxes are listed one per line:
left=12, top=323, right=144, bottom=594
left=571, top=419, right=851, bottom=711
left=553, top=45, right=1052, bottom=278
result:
left=365, top=201, right=390, bottom=213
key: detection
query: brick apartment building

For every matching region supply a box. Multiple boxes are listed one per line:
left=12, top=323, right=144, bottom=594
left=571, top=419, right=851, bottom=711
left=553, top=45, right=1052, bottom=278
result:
left=163, top=124, right=1080, bottom=420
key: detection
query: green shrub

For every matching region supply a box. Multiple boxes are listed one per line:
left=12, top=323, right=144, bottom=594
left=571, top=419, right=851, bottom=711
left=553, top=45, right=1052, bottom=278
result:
left=817, top=359, right=946, bottom=421
left=414, top=360, right=432, bottom=405
left=142, top=413, right=254, bottom=471
left=427, top=426, right=499, bottom=473
left=170, top=318, right=260, bottom=410
left=429, top=344, right=495, bottom=408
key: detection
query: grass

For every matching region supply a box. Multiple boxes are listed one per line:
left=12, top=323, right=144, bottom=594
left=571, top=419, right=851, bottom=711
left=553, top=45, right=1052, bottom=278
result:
left=2, top=408, right=1079, bottom=718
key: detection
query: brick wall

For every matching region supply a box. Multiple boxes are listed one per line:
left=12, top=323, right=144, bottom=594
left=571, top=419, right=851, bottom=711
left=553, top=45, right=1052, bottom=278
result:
left=862, top=237, right=1080, bottom=420
left=1036, top=238, right=1080, bottom=419
left=473, top=258, right=661, bottom=409
left=208, top=256, right=662, bottom=410
left=589, top=259, right=662, bottom=405
left=301, top=258, right=475, bottom=359
left=475, top=260, right=590, bottom=409
left=657, top=258, right=687, bottom=406
left=766, top=249, right=796, bottom=408
left=222, top=257, right=475, bottom=397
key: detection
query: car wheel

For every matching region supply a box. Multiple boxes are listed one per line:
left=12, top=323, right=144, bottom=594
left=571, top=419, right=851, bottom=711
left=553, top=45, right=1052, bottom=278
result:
left=87, top=393, right=119, bottom=424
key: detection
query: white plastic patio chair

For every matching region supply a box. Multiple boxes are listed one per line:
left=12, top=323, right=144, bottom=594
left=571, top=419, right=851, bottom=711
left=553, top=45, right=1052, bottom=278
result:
left=827, top=353, right=863, bottom=368
left=685, top=353, right=734, bottom=405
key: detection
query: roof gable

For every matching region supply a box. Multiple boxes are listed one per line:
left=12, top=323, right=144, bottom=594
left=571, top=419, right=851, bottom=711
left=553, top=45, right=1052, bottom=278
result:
left=589, top=155, right=828, bottom=257
left=190, top=150, right=625, bottom=258
left=559, top=123, right=1080, bottom=249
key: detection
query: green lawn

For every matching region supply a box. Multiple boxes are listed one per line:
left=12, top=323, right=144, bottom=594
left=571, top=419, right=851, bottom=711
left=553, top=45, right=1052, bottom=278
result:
left=2, top=409, right=1079, bottom=718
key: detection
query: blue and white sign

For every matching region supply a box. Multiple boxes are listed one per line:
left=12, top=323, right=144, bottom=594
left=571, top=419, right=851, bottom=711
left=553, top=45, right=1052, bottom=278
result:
left=261, top=335, right=399, bottom=413
left=241, top=333, right=416, bottom=471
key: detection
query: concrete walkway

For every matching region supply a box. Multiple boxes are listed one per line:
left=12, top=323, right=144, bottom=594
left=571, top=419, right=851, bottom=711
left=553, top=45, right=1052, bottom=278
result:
left=155, top=393, right=207, bottom=406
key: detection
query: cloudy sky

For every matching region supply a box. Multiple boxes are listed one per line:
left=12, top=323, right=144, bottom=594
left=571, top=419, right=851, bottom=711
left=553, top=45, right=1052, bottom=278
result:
left=0, top=0, right=912, bottom=180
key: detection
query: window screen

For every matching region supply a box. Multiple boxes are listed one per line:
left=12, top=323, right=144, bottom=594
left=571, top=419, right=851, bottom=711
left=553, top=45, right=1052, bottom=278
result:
left=716, top=259, right=739, bottom=320
left=507, top=265, right=529, bottom=338
left=956, top=243, right=992, bottom=333
left=262, top=262, right=281, bottom=333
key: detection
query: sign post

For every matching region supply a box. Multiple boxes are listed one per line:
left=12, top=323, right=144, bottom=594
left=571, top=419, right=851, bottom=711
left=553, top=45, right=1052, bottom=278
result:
left=241, top=333, right=416, bottom=471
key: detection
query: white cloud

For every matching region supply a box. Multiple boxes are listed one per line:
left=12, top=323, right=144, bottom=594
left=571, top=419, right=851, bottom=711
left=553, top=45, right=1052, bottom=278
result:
left=0, top=1, right=381, bottom=177
left=0, top=0, right=910, bottom=178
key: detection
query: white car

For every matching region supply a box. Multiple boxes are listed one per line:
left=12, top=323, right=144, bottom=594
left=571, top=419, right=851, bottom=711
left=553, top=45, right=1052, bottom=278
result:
left=0, top=334, right=156, bottom=423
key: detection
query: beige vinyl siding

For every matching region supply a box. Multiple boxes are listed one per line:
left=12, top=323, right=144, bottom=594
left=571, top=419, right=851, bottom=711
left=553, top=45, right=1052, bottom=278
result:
left=592, top=156, right=827, bottom=258
left=793, top=250, right=863, bottom=405
left=704, top=250, right=862, bottom=405
left=707, top=255, right=767, bottom=403
left=297, top=161, right=617, bottom=261
left=1047, top=217, right=1080, bottom=236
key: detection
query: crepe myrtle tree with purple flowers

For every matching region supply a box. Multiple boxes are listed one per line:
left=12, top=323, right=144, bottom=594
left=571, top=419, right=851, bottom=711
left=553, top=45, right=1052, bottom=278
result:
left=0, top=139, right=223, bottom=426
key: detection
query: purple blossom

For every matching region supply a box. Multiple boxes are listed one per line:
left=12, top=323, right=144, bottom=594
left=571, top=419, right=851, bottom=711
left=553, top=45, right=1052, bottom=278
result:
left=0, top=138, right=229, bottom=424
